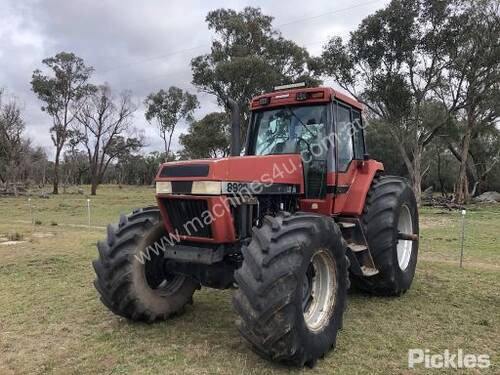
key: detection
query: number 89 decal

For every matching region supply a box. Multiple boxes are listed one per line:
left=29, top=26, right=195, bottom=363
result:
left=222, top=182, right=251, bottom=194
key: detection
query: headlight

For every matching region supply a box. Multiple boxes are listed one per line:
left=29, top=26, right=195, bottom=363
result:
left=156, top=181, right=172, bottom=194
left=156, top=180, right=223, bottom=195
left=192, top=181, right=222, bottom=195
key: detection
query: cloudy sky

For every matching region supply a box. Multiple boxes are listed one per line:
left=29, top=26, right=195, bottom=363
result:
left=0, top=0, right=388, bottom=159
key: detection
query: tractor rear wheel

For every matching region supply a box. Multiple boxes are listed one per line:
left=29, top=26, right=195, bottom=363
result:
left=233, top=213, right=348, bottom=367
left=353, top=175, right=419, bottom=295
left=93, top=207, right=199, bottom=322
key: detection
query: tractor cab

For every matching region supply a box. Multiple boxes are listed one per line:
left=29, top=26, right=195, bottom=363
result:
left=247, top=83, right=382, bottom=216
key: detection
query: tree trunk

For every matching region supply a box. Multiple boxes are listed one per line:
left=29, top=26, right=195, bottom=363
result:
left=470, top=181, right=480, bottom=197
left=90, top=168, right=99, bottom=195
left=11, top=161, right=18, bottom=197
left=42, top=161, right=46, bottom=187
left=454, top=112, right=474, bottom=204
left=437, top=149, right=446, bottom=196
left=447, top=143, right=478, bottom=186
left=53, top=149, right=61, bottom=194
left=162, top=130, right=169, bottom=162
left=410, top=156, right=422, bottom=205
left=166, top=130, right=175, bottom=162
left=394, top=136, right=423, bottom=205
left=90, top=179, right=98, bottom=195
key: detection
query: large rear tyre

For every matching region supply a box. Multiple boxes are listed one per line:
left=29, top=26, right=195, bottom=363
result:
left=93, top=207, right=199, bottom=322
left=233, top=213, right=348, bottom=367
left=353, top=175, right=419, bottom=296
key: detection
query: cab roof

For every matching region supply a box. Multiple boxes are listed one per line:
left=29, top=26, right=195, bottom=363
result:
left=250, top=86, right=363, bottom=111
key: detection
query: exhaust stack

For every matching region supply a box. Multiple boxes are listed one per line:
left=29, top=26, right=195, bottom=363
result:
left=226, top=98, right=240, bottom=157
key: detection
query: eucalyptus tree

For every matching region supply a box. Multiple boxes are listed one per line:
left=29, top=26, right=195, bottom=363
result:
left=320, top=0, right=456, bottom=202
left=179, top=112, right=230, bottom=159
left=434, top=0, right=499, bottom=203
left=144, top=86, right=198, bottom=161
left=31, top=52, right=94, bottom=194
left=191, top=7, right=320, bottom=138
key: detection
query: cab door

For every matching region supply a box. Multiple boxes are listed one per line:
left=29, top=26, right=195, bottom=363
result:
left=328, top=101, right=370, bottom=215
left=297, top=104, right=332, bottom=214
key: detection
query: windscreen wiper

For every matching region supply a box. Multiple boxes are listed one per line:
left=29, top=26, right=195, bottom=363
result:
left=285, top=106, right=316, bottom=138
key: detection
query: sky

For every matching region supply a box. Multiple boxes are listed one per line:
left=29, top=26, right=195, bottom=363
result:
left=0, top=0, right=389, bottom=159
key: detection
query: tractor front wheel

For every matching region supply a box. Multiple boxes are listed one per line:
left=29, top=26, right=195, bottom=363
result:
left=233, top=213, right=348, bottom=367
left=93, top=207, right=199, bottom=322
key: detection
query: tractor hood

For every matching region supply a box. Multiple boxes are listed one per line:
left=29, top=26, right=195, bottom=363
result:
left=155, top=154, right=304, bottom=195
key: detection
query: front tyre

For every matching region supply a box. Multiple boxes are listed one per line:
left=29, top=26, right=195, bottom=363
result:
left=233, top=213, right=348, bottom=367
left=93, top=207, right=199, bottom=322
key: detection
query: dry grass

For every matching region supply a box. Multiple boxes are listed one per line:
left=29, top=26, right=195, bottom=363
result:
left=0, top=186, right=498, bottom=374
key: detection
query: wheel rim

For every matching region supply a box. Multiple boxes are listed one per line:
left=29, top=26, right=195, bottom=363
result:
left=302, top=249, right=337, bottom=332
left=397, top=204, right=413, bottom=271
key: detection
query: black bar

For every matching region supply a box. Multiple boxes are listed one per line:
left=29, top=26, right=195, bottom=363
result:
left=397, top=232, right=418, bottom=241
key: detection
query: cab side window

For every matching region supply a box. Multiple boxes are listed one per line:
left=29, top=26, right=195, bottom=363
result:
left=336, top=104, right=353, bottom=171
left=352, top=109, right=365, bottom=159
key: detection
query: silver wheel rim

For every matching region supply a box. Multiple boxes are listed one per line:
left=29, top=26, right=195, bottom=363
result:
left=397, top=204, right=413, bottom=271
left=302, top=249, right=337, bottom=332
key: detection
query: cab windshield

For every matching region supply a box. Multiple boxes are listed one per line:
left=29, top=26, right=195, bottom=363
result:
left=251, top=105, right=327, bottom=156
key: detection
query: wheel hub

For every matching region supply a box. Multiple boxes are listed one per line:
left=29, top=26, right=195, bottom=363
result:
left=144, top=252, right=185, bottom=295
left=302, top=249, right=337, bottom=332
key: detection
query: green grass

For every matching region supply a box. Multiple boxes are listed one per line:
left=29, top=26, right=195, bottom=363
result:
left=0, top=186, right=498, bottom=374
left=0, top=185, right=156, bottom=227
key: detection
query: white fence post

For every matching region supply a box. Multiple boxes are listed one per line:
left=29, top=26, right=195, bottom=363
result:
left=28, top=197, right=34, bottom=226
left=87, top=199, right=91, bottom=230
left=459, top=209, right=466, bottom=268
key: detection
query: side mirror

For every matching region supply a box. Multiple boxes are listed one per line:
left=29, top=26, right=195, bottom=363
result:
left=363, top=153, right=371, bottom=161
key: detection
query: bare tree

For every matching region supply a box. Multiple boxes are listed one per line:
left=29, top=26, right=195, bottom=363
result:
left=0, top=90, right=25, bottom=196
left=75, top=84, right=141, bottom=195
left=31, top=52, right=94, bottom=194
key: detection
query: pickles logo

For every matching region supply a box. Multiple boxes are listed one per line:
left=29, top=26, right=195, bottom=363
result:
left=408, top=349, right=490, bottom=369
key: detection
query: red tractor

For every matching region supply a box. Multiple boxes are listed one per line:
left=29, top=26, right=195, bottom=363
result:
left=93, top=83, right=419, bottom=367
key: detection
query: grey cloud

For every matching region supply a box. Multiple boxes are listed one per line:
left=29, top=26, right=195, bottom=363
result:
left=0, top=0, right=388, bottom=158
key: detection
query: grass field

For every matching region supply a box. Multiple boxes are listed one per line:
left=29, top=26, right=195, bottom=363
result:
left=0, top=185, right=498, bottom=374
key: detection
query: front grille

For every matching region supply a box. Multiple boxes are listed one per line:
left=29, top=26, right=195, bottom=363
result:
left=162, top=198, right=212, bottom=238
left=230, top=205, right=240, bottom=239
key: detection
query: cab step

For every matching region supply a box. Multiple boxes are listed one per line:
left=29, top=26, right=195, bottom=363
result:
left=336, top=216, right=379, bottom=277
left=337, top=221, right=356, bottom=229
left=347, top=242, right=368, bottom=252
left=360, top=266, right=379, bottom=277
